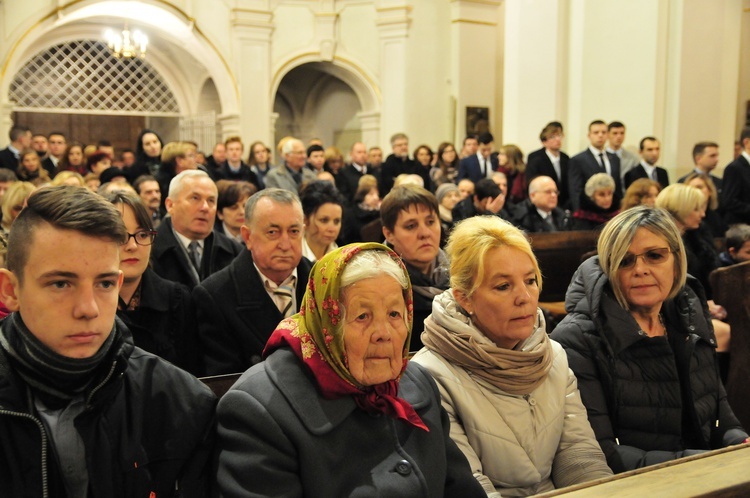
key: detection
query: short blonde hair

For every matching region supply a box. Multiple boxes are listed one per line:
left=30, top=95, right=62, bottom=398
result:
left=446, top=215, right=541, bottom=299
left=50, top=170, right=85, bottom=187
left=597, top=206, right=687, bottom=309
left=161, top=141, right=193, bottom=165
left=655, top=183, right=705, bottom=224
left=1, top=181, right=36, bottom=227
left=585, top=173, right=615, bottom=199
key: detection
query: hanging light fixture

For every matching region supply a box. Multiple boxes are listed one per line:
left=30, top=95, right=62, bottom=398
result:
left=105, top=23, right=148, bottom=59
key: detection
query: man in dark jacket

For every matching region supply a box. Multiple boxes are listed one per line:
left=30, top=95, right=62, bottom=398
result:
left=512, top=175, right=570, bottom=232
left=0, top=186, right=215, bottom=497
left=151, top=169, right=242, bottom=289
left=452, top=178, right=512, bottom=224
left=194, top=188, right=313, bottom=375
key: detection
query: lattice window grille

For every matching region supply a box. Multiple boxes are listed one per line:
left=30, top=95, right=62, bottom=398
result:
left=180, top=111, right=218, bottom=153
left=9, top=40, right=180, bottom=115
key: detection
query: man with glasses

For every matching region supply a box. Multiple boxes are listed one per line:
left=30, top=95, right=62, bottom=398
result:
left=264, top=138, right=317, bottom=193
left=512, top=175, right=570, bottom=232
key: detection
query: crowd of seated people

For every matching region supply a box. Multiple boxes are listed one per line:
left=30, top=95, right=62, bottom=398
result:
left=0, top=119, right=749, bottom=496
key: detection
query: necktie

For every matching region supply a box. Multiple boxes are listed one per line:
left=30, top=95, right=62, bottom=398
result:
left=274, top=283, right=294, bottom=318
left=598, top=153, right=606, bottom=171
left=188, top=240, right=201, bottom=271
left=481, top=157, right=487, bottom=177
left=652, top=169, right=658, bottom=181
left=545, top=214, right=557, bottom=231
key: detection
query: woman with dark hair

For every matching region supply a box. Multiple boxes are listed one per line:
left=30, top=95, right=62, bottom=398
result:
left=431, top=142, right=460, bottom=186
left=299, top=180, right=346, bottom=262
left=55, top=142, right=87, bottom=176
left=105, top=190, right=202, bottom=376
left=413, top=144, right=434, bottom=191
left=247, top=140, right=272, bottom=189
left=215, top=243, right=484, bottom=497
left=126, top=129, right=164, bottom=182
left=215, top=180, right=257, bottom=243
left=86, top=151, right=112, bottom=176
left=381, top=184, right=448, bottom=350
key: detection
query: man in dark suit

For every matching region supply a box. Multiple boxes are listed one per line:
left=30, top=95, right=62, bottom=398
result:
left=721, top=126, right=750, bottom=224
left=42, top=132, right=66, bottom=176
left=568, top=120, right=622, bottom=210
left=525, top=122, right=571, bottom=209
left=337, top=141, right=374, bottom=204
left=380, top=133, right=416, bottom=195
left=512, top=176, right=570, bottom=232
left=151, top=169, right=242, bottom=289
left=456, top=132, right=498, bottom=184
left=194, top=188, right=313, bottom=375
left=0, top=125, right=31, bottom=171
left=215, top=136, right=259, bottom=188
left=624, top=137, right=670, bottom=189
left=678, top=141, right=723, bottom=194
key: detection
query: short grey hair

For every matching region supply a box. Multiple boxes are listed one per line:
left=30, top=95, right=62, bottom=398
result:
left=597, top=206, right=687, bottom=310
left=244, top=188, right=302, bottom=224
left=528, top=175, right=555, bottom=195
left=281, top=138, right=303, bottom=157
left=168, top=169, right=212, bottom=199
left=585, top=173, right=615, bottom=198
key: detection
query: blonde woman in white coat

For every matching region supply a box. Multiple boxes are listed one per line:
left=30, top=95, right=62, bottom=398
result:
left=412, top=216, right=611, bottom=497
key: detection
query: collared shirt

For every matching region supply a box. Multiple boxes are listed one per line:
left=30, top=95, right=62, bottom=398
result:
left=7, top=144, right=20, bottom=159
left=476, top=152, right=493, bottom=179
left=606, top=146, right=622, bottom=159
left=545, top=149, right=562, bottom=182
left=351, top=162, right=367, bottom=174
left=173, top=230, right=204, bottom=259
left=742, top=150, right=750, bottom=165
left=222, top=222, right=243, bottom=244
left=589, top=146, right=611, bottom=176
left=255, top=262, right=299, bottom=313
left=639, top=160, right=657, bottom=181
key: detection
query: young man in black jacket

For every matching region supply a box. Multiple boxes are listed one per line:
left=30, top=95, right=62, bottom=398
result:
left=0, top=185, right=216, bottom=497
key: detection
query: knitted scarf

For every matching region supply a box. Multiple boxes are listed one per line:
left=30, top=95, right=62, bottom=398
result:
left=422, top=290, right=553, bottom=395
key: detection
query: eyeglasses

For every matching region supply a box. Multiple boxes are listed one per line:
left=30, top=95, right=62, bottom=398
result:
left=122, top=230, right=157, bottom=246
left=619, top=247, right=673, bottom=269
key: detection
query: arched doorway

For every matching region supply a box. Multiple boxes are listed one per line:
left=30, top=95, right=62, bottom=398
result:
left=274, top=63, right=363, bottom=153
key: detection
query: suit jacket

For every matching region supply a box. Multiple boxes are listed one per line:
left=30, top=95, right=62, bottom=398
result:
left=336, top=164, right=375, bottom=204
left=512, top=199, right=570, bottom=233
left=568, top=149, right=622, bottom=210
left=677, top=170, right=723, bottom=195
left=525, top=148, right=571, bottom=209
left=150, top=217, right=242, bottom=290
left=456, top=154, right=499, bottom=184
left=720, top=155, right=750, bottom=224
left=264, top=163, right=317, bottom=193
left=0, top=148, right=18, bottom=171
left=194, top=250, right=313, bottom=375
left=41, top=156, right=58, bottom=177
left=216, top=161, right=260, bottom=188
left=380, top=154, right=417, bottom=195
left=624, top=164, right=670, bottom=189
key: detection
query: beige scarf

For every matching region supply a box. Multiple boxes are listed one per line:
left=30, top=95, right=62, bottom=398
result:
left=421, top=289, right=553, bottom=395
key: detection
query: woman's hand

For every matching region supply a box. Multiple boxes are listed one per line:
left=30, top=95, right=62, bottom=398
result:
left=707, top=300, right=727, bottom=321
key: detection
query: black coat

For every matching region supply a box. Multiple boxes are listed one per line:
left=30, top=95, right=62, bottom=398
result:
left=193, top=250, right=313, bottom=375
left=568, top=149, right=622, bottom=211
left=380, top=154, right=417, bottom=195
left=0, top=147, right=18, bottom=171
left=150, top=217, right=242, bottom=290
left=215, top=161, right=260, bottom=189
left=525, top=148, right=571, bottom=209
left=117, top=268, right=202, bottom=376
left=512, top=199, right=570, bottom=233
left=0, top=319, right=216, bottom=497
left=451, top=197, right=512, bottom=225
left=550, top=257, right=747, bottom=473
left=623, top=164, right=670, bottom=189
left=720, top=154, right=750, bottom=224
left=216, top=348, right=485, bottom=498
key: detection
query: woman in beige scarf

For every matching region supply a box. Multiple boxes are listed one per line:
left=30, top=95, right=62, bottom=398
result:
left=412, top=216, right=611, bottom=497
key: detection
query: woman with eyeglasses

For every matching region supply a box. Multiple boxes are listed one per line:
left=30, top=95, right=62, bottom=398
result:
left=105, top=191, right=202, bottom=376
left=551, top=206, right=748, bottom=474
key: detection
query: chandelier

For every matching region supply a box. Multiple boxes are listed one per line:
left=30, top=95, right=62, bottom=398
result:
left=105, top=24, right=148, bottom=59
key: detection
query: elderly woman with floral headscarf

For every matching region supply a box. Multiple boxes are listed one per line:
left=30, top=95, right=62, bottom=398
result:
left=412, top=216, right=612, bottom=496
left=215, top=243, right=484, bottom=498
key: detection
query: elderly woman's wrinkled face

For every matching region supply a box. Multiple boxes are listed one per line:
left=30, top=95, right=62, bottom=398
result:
left=455, top=247, right=539, bottom=349
left=343, top=275, right=408, bottom=386
left=593, top=188, right=613, bottom=209
left=440, top=190, right=461, bottom=211
left=617, top=228, right=675, bottom=314
left=383, top=204, right=440, bottom=274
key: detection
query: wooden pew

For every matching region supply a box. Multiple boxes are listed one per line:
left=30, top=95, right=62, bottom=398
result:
left=527, top=231, right=600, bottom=305
left=710, top=260, right=750, bottom=431
left=536, top=443, right=750, bottom=497
left=200, top=373, right=242, bottom=398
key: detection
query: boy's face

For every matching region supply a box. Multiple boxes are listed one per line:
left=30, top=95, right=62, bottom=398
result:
left=730, top=241, right=750, bottom=264
left=0, top=224, right=123, bottom=358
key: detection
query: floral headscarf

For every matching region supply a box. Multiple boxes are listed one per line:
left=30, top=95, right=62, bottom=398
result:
left=264, top=242, right=427, bottom=431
